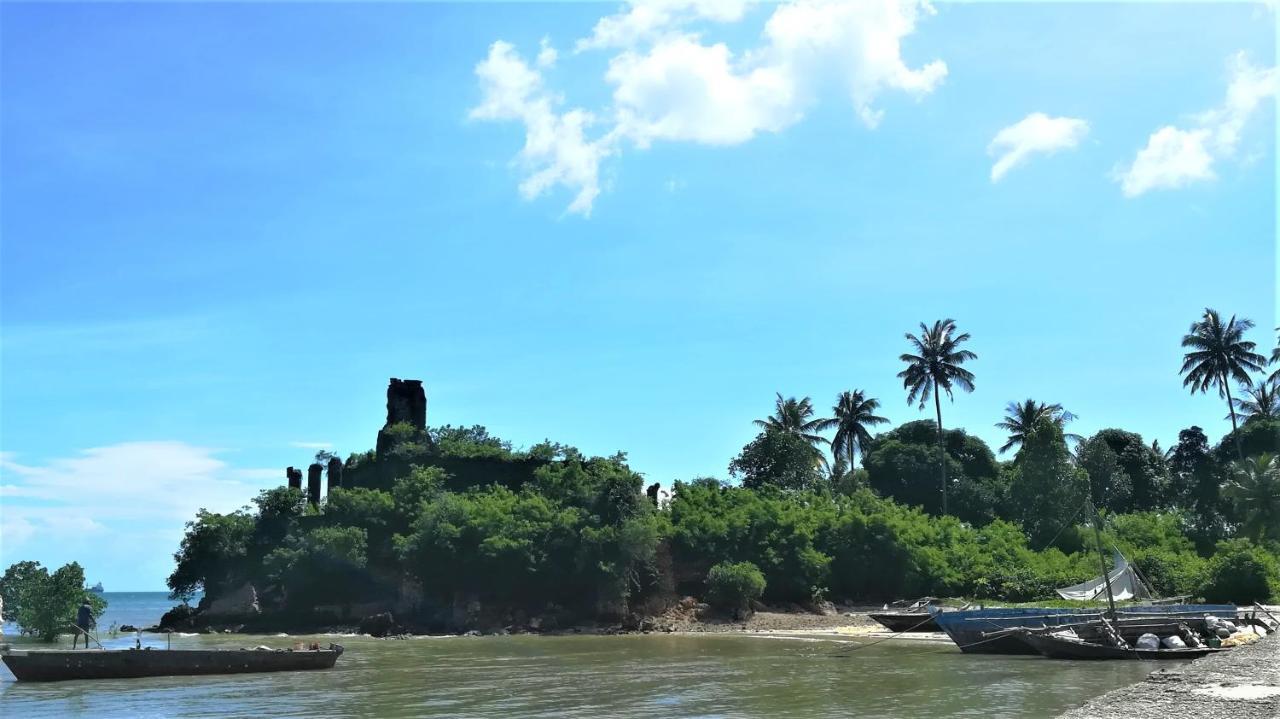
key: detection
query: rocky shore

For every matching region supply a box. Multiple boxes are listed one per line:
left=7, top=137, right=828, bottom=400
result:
left=1058, top=628, right=1279, bottom=719
left=152, top=592, right=888, bottom=638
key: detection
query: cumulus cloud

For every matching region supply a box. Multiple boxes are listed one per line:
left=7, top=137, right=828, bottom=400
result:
left=987, top=113, right=1089, bottom=182
left=606, top=36, right=799, bottom=146
left=1115, top=52, right=1277, bottom=197
left=470, top=41, right=613, bottom=216
left=761, top=0, right=947, bottom=128
left=473, top=0, right=946, bottom=214
left=576, top=0, right=747, bottom=51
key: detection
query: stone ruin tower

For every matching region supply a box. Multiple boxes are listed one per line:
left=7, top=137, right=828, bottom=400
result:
left=284, top=378, right=430, bottom=502
left=375, top=377, right=430, bottom=455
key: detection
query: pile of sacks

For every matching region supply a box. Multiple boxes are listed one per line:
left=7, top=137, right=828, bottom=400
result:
left=1202, top=614, right=1265, bottom=647
left=1134, top=633, right=1191, bottom=650
left=1205, top=615, right=1241, bottom=638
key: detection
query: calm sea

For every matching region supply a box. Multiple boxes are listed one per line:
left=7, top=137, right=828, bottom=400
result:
left=1, top=592, right=1159, bottom=718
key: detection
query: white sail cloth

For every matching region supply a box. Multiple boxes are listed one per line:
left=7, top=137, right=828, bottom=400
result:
left=1056, top=550, right=1153, bottom=601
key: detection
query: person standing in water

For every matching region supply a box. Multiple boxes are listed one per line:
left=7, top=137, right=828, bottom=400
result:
left=73, top=599, right=95, bottom=649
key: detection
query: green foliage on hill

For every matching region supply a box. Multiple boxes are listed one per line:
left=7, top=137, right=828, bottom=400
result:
left=166, top=415, right=1279, bottom=629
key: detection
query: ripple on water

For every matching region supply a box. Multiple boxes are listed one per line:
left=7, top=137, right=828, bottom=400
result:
left=0, top=633, right=1160, bottom=718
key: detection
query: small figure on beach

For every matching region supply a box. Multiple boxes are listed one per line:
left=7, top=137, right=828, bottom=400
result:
left=72, top=598, right=95, bottom=649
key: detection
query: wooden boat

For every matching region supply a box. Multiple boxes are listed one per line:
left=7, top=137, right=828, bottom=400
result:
left=0, top=644, right=344, bottom=682
left=932, top=605, right=1239, bottom=654
left=868, top=598, right=945, bottom=632
left=1012, top=629, right=1224, bottom=660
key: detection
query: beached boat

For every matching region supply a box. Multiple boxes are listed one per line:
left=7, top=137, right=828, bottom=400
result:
left=1010, top=629, right=1224, bottom=660
left=868, top=597, right=946, bottom=632
left=932, top=605, right=1239, bottom=654
left=0, top=644, right=344, bottom=682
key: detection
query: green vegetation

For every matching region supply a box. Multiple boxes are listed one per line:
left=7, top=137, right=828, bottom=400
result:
left=164, top=311, right=1280, bottom=630
left=0, top=561, right=107, bottom=641
left=1198, top=539, right=1280, bottom=604
left=706, top=561, right=766, bottom=618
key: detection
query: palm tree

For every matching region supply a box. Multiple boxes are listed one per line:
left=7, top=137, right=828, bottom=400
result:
left=754, top=393, right=830, bottom=449
left=1223, top=453, right=1280, bottom=541
left=898, top=319, right=977, bottom=516
left=1180, top=309, right=1267, bottom=459
left=995, top=399, right=1081, bottom=454
left=1228, top=379, right=1280, bottom=423
left=823, top=390, right=889, bottom=470
left=1270, top=327, right=1279, bottom=385
left=753, top=393, right=830, bottom=473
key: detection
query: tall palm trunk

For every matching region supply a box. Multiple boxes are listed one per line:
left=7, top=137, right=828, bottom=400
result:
left=933, top=384, right=947, bottom=516
left=1223, top=371, right=1244, bottom=460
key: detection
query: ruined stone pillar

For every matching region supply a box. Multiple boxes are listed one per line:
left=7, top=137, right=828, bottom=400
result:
left=287, top=467, right=302, bottom=490
left=307, top=463, right=323, bottom=505
left=376, top=377, right=433, bottom=456
left=326, top=457, right=343, bottom=492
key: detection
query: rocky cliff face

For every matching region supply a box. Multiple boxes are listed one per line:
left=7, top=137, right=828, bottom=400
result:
left=203, top=583, right=261, bottom=619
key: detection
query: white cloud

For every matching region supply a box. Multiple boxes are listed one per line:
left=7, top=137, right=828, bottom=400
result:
left=1115, top=52, right=1277, bottom=197
left=470, top=41, right=612, bottom=216
left=762, top=0, right=947, bottom=128
left=1116, top=126, right=1215, bottom=197
left=987, top=113, right=1089, bottom=182
left=607, top=37, right=799, bottom=146
left=474, top=1, right=946, bottom=214
left=536, top=37, right=558, bottom=69
left=576, top=0, right=747, bottom=51
left=0, top=442, right=278, bottom=585
left=288, top=441, right=332, bottom=450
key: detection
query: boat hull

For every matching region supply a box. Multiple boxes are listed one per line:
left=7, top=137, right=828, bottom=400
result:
left=867, top=612, right=941, bottom=632
left=1, top=647, right=343, bottom=682
left=1015, top=631, right=1223, bottom=660
left=933, top=605, right=1238, bottom=655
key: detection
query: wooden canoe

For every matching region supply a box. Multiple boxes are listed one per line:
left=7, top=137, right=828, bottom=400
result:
left=1, top=645, right=343, bottom=682
left=1013, top=631, right=1223, bottom=660
left=867, top=612, right=941, bottom=632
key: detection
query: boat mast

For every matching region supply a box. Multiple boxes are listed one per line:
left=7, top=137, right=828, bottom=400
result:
left=1088, top=500, right=1118, bottom=620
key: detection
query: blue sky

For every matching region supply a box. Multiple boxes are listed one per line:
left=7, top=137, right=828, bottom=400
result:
left=1, top=1, right=1276, bottom=590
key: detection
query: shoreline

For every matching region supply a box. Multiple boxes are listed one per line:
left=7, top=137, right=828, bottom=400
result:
left=145, top=606, right=922, bottom=640
left=1057, top=631, right=1279, bottom=719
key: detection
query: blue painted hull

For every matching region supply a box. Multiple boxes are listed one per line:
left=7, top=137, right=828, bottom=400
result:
left=933, top=605, right=1238, bottom=654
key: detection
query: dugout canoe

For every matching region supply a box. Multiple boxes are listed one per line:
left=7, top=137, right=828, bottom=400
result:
left=0, top=644, right=343, bottom=682
left=1011, top=629, right=1224, bottom=660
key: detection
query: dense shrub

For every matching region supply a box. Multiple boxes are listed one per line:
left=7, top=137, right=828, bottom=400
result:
left=706, top=561, right=766, bottom=617
left=1199, top=539, right=1280, bottom=604
left=0, top=561, right=107, bottom=641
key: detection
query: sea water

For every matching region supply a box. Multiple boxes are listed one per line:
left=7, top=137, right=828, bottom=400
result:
left=1, top=592, right=1159, bottom=718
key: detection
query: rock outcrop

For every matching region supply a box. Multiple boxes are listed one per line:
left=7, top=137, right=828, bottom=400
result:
left=202, top=583, right=261, bottom=620
left=358, top=611, right=398, bottom=638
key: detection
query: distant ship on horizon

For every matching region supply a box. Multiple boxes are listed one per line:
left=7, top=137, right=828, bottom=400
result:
left=88, top=582, right=104, bottom=594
